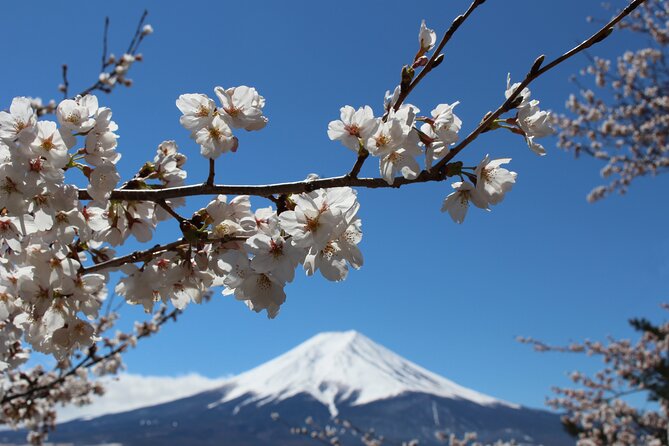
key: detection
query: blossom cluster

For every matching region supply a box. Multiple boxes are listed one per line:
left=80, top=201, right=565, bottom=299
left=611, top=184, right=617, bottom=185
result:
left=0, top=88, right=364, bottom=374
left=520, top=304, right=669, bottom=445
left=327, top=76, right=552, bottom=224
left=115, top=185, right=363, bottom=319
left=176, top=86, right=268, bottom=159
left=556, top=0, right=669, bottom=201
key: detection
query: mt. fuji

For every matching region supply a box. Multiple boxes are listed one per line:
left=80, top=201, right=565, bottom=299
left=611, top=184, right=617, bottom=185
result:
left=212, top=330, right=516, bottom=417
left=0, top=331, right=573, bottom=445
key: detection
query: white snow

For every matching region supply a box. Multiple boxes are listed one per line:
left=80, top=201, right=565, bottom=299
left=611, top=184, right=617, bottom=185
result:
left=215, top=330, right=519, bottom=416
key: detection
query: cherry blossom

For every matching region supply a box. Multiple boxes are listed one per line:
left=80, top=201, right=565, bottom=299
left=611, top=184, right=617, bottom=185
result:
left=474, top=156, right=517, bottom=205
left=214, top=86, right=268, bottom=131
left=327, top=105, right=378, bottom=152
left=0, top=97, right=37, bottom=143
left=418, top=20, right=437, bottom=53
left=441, top=181, right=489, bottom=224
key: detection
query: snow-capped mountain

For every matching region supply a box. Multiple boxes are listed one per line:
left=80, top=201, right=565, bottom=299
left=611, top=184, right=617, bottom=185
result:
left=0, top=331, right=574, bottom=446
left=214, top=330, right=516, bottom=417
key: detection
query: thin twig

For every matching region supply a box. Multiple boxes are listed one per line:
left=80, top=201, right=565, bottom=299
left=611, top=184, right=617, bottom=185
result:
left=347, top=149, right=369, bottom=178
left=157, top=199, right=186, bottom=223
left=432, top=0, right=648, bottom=173
left=102, top=17, right=110, bottom=70
left=389, top=0, right=487, bottom=116
left=127, top=10, right=149, bottom=55
left=206, top=158, right=216, bottom=186
left=0, top=307, right=180, bottom=405
left=60, top=65, right=69, bottom=99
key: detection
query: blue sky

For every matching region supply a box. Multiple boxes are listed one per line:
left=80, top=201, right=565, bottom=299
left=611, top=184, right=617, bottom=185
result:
left=1, top=0, right=667, bottom=410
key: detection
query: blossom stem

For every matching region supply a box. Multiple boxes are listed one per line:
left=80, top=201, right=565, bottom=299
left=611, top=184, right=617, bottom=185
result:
left=156, top=199, right=186, bottom=223
left=347, top=148, right=369, bottom=179
left=206, top=158, right=216, bottom=186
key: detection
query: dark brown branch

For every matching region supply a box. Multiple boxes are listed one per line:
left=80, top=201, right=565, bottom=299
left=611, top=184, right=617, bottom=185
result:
left=432, top=0, right=648, bottom=173
left=81, top=235, right=248, bottom=275
left=390, top=0, right=487, bottom=115
left=81, top=239, right=186, bottom=274
left=77, top=170, right=445, bottom=202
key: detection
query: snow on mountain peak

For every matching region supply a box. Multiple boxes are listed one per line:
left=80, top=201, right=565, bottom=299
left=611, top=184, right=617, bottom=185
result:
left=215, top=331, right=518, bottom=416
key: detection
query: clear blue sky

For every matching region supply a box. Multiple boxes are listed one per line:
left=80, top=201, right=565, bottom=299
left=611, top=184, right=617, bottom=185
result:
left=1, top=0, right=666, bottom=410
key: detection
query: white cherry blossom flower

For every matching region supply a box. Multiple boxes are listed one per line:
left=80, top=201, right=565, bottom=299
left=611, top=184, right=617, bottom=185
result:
left=56, top=95, right=98, bottom=132
left=29, top=121, right=75, bottom=169
left=194, top=115, right=238, bottom=159
left=84, top=107, right=120, bottom=166
left=214, top=85, right=268, bottom=131
left=246, top=232, right=305, bottom=284
left=505, top=74, right=531, bottom=108
left=219, top=252, right=286, bottom=319
left=419, top=20, right=437, bottom=52
left=252, top=206, right=279, bottom=235
left=441, top=181, right=489, bottom=224
left=474, top=155, right=517, bottom=205
left=279, top=193, right=344, bottom=250
left=383, top=86, right=401, bottom=113
left=279, top=187, right=360, bottom=252
left=327, top=105, right=378, bottom=152
left=205, top=195, right=253, bottom=232
left=427, top=102, right=461, bottom=146
left=87, top=162, right=120, bottom=203
left=517, top=100, right=553, bottom=156
left=303, top=218, right=363, bottom=281
left=378, top=145, right=421, bottom=184
left=176, top=93, right=216, bottom=132
left=365, top=118, right=405, bottom=156
left=0, top=97, right=37, bottom=143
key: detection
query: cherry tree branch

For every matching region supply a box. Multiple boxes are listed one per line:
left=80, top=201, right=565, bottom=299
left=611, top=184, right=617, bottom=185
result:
left=78, top=170, right=445, bottom=202
left=81, top=235, right=249, bottom=275
left=81, top=239, right=186, bottom=274
left=391, top=0, right=487, bottom=114
left=432, top=0, right=648, bottom=172
left=34, top=11, right=150, bottom=117
left=75, top=0, right=646, bottom=205
left=0, top=306, right=181, bottom=405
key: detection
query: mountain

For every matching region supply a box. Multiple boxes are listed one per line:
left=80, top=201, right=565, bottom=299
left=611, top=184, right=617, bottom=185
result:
left=0, top=331, right=573, bottom=445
